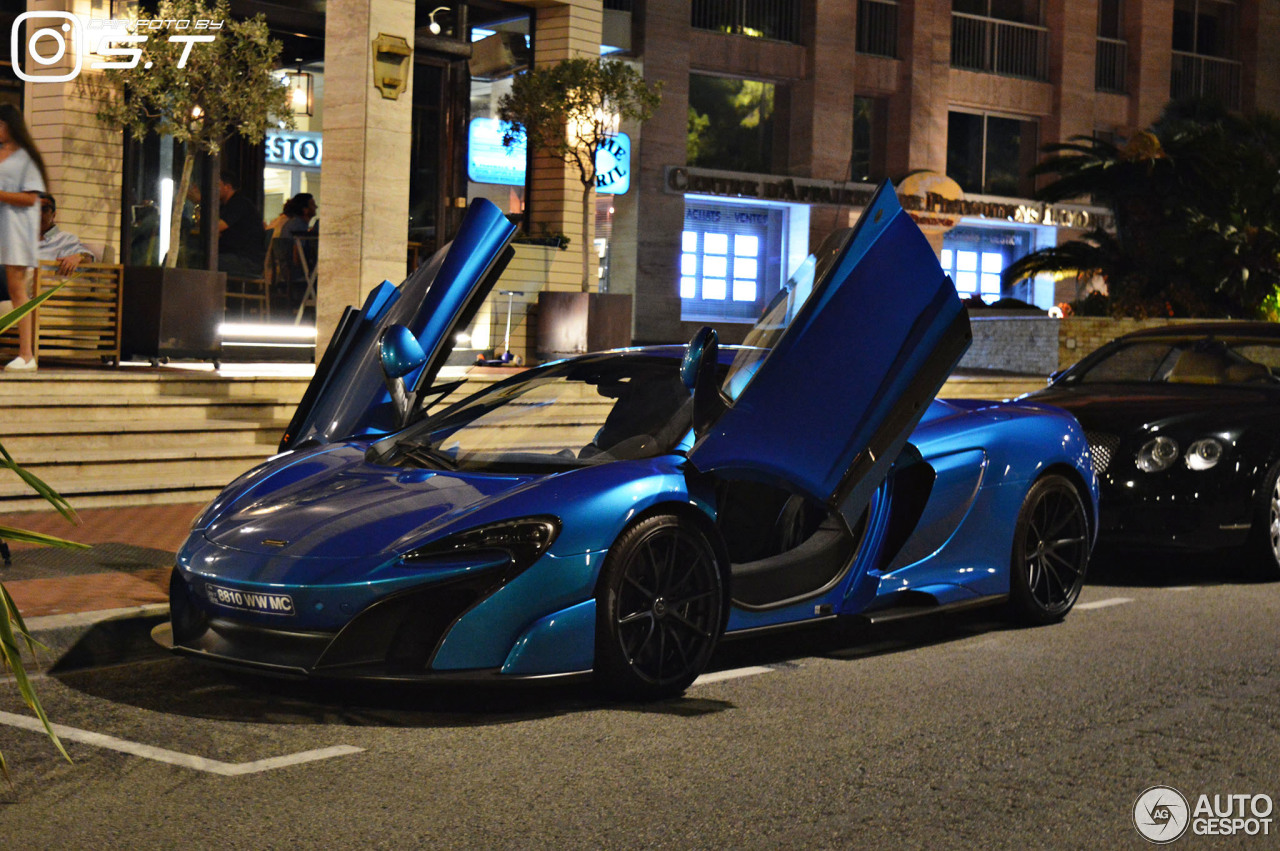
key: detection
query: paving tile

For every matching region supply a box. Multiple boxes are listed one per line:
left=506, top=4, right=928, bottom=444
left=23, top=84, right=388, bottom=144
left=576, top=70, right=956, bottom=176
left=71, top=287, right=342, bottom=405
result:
left=6, top=567, right=170, bottom=618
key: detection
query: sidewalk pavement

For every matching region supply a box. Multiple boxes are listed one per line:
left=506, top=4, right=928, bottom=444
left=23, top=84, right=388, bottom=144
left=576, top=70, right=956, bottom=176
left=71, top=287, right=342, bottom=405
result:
left=1, top=502, right=202, bottom=623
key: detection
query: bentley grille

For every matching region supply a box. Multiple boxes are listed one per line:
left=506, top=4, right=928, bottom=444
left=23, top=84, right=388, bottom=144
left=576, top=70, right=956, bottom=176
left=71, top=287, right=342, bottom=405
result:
left=1085, top=431, right=1120, bottom=474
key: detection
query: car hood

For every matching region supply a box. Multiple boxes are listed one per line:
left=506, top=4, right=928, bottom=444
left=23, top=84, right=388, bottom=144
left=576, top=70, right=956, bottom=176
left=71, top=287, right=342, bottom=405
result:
left=202, top=445, right=538, bottom=560
left=1031, top=384, right=1275, bottom=431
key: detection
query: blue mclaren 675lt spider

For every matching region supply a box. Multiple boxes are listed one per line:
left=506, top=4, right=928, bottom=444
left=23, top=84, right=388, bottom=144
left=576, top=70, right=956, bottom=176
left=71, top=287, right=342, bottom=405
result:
left=159, top=182, right=1097, bottom=699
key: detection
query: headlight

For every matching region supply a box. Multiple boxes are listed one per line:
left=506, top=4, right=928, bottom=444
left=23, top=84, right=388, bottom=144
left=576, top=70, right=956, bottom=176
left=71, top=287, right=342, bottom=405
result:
left=1185, top=438, right=1223, bottom=471
left=401, top=516, right=561, bottom=568
left=1136, top=436, right=1179, bottom=473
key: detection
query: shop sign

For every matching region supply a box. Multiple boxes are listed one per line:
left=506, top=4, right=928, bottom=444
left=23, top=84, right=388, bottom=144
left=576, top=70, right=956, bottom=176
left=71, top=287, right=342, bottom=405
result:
left=265, top=130, right=322, bottom=169
left=665, top=167, right=1114, bottom=231
left=468, top=118, right=631, bottom=195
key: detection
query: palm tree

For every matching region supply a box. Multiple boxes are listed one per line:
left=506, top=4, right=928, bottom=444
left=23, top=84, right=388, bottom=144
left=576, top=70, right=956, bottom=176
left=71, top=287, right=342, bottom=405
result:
left=1, top=288, right=81, bottom=782
left=1005, top=99, right=1280, bottom=318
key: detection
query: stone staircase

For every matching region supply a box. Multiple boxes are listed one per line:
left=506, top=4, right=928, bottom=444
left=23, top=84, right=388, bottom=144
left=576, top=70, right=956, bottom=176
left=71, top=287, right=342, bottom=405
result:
left=938, top=373, right=1048, bottom=402
left=0, top=364, right=1047, bottom=516
left=1, top=370, right=309, bottom=513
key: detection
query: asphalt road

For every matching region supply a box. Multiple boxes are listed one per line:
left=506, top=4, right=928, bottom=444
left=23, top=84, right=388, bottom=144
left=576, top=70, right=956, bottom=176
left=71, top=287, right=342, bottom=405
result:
left=1, top=554, right=1277, bottom=850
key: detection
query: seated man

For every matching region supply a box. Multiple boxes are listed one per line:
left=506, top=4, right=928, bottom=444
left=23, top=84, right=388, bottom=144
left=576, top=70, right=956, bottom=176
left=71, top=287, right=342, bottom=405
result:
left=217, top=173, right=266, bottom=278
left=38, top=193, right=97, bottom=275
left=0, top=194, right=97, bottom=314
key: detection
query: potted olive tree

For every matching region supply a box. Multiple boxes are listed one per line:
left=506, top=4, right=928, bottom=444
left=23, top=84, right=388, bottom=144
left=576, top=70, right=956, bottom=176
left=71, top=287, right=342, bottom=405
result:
left=85, top=0, right=292, bottom=360
left=499, top=59, right=660, bottom=357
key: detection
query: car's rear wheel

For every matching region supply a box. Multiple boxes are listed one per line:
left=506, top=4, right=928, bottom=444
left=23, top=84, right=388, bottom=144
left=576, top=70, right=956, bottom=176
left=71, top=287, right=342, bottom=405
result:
left=1008, top=475, right=1089, bottom=624
left=595, top=514, right=726, bottom=700
left=1247, top=461, right=1280, bottom=578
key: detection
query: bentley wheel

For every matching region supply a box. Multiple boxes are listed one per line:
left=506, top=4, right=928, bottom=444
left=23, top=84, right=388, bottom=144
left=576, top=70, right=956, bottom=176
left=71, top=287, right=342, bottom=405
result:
left=595, top=514, right=726, bottom=700
left=1008, top=475, right=1090, bottom=624
left=1247, top=462, right=1280, bottom=579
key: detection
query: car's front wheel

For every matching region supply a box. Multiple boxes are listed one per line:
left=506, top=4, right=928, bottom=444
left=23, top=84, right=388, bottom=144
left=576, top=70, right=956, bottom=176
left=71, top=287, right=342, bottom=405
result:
left=1008, top=474, right=1090, bottom=624
left=1247, top=460, right=1280, bottom=578
left=595, top=514, right=726, bottom=700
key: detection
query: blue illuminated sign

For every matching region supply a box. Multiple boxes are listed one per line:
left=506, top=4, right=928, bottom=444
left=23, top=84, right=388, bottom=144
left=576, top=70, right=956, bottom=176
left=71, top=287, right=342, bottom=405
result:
left=466, top=117, right=631, bottom=195
left=467, top=118, right=525, bottom=186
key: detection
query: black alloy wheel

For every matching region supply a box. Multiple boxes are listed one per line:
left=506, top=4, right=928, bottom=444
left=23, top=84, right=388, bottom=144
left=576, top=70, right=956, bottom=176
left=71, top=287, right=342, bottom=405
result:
left=1008, top=475, right=1090, bottom=624
left=595, top=514, right=726, bottom=700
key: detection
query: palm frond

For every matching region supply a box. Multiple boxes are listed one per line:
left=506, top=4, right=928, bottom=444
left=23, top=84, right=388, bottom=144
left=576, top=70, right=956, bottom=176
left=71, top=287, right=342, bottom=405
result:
left=0, top=279, right=67, bottom=335
left=1002, top=240, right=1112, bottom=287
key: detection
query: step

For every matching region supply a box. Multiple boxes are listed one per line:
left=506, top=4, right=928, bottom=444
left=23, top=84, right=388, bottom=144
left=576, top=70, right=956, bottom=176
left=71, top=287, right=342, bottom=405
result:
left=0, top=485, right=225, bottom=514
left=5, top=399, right=300, bottom=425
left=3, top=452, right=269, bottom=499
left=0, top=462, right=254, bottom=503
left=0, top=372, right=311, bottom=401
left=2, top=421, right=287, bottom=456
left=938, top=377, right=1045, bottom=401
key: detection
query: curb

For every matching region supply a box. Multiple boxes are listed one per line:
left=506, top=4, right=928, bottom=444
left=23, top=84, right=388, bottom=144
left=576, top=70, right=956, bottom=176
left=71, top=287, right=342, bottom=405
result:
left=25, top=604, right=171, bottom=675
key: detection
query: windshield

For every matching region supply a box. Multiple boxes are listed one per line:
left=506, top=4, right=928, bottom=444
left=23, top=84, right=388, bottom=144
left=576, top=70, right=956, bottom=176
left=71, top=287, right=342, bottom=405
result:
left=1071, top=337, right=1280, bottom=385
left=383, top=356, right=694, bottom=473
left=721, top=253, right=818, bottom=401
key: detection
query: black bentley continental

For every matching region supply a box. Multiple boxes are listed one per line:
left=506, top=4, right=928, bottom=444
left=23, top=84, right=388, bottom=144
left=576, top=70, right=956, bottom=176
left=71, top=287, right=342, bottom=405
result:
left=1029, top=322, right=1280, bottom=576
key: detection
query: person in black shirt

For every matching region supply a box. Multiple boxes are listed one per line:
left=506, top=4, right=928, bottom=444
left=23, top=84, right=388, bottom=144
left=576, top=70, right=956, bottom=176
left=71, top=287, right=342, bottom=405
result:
left=217, top=173, right=265, bottom=278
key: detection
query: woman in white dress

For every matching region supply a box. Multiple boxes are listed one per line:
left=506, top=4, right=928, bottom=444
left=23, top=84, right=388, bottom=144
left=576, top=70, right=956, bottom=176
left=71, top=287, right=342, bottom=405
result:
left=0, top=103, right=49, bottom=371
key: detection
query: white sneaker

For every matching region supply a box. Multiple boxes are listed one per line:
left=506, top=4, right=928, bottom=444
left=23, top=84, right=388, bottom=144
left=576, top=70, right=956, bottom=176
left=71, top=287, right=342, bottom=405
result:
left=4, top=356, right=36, bottom=371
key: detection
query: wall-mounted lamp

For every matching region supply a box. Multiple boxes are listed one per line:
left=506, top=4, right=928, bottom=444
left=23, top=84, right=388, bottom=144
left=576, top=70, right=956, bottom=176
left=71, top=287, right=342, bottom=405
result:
left=427, top=6, right=450, bottom=36
left=285, top=62, right=314, bottom=117
left=372, top=33, right=412, bottom=100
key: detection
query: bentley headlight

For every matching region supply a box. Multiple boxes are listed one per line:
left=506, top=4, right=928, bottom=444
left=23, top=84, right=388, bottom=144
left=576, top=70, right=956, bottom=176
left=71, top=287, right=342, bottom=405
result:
left=1136, top=436, right=1179, bottom=473
left=401, top=517, right=561, bottom=568
left=1185, top=438, right=1223, bottom=471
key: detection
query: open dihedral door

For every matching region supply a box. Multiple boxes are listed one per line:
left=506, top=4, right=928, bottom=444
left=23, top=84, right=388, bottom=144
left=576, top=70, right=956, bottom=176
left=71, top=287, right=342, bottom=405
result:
left=280, top=199, right=516, bottom=451
left=686, top=181, right=971, bottom=529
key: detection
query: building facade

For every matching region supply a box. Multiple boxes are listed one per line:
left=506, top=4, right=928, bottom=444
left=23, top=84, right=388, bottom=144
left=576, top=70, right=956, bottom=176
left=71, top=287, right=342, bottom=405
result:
left=6, top=0, right=1278, bottom=361
left=616, top=0, right=1280, bottom=345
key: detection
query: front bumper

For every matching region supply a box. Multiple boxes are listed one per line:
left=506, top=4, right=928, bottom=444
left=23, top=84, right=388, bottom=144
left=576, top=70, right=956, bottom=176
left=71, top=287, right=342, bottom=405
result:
left=1095, top=469, right=1254, bottom=551
left=169, top=565, right=523, bottom=681
left=168, top=543, right=604, bottom=681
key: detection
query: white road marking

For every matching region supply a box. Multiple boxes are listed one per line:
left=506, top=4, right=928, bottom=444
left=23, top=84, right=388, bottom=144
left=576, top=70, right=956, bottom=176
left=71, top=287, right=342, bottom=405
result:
left=0, top=710, right=363, bottom=776
left=1075, top=597, right=1134, bottom=610
left=692, top=665, right=774, bottom=686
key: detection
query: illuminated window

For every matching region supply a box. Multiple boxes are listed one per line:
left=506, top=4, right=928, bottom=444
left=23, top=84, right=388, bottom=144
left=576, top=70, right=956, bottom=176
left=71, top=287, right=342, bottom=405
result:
left=680, top=201, right=785, bottom=322
left=941, top=225, right=1035, bottom=304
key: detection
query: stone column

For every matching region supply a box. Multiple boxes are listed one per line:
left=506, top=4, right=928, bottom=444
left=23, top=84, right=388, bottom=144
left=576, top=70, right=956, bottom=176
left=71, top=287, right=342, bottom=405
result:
left=1125, top=0, right=1174, bottom=130
left=1044, top=0, right=1100, bottom=146
left=521, top=0, right=603, bottom=294
left=22, top=0, right=122, bottom=259
left=317, top=0, right=415, bottom=349
left=1240, top=0, right=1280, bottom=115
left=792, top=0, right=858, bottom=249
left=631, top=0, right=689, bottom=344
left=892, top=0, right=952, bottom=176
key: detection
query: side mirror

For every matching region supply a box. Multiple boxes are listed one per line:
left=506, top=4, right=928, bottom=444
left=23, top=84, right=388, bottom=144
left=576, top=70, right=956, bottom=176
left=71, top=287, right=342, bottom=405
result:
left=379, top=324, right=427, bottom=428
left=379, top=324, right=426, bottom=379
left=683, top=326, right=726, bottom=438
left=1047, top=369, right=1064, bottom=386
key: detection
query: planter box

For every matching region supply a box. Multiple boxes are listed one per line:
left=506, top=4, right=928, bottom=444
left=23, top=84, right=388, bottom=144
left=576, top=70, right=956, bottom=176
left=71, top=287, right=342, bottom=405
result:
left=535, top=292, right=632, bottom=358
left=121, top=266, right=226, bottom=362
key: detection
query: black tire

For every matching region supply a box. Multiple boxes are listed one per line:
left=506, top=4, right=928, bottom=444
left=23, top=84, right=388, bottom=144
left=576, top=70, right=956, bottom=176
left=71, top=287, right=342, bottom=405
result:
left=1007, top=474, right=1090, bottom=624
left=595, top=514, right=726, bottom=700
left=1246, top=461, right=1280, bottom=579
